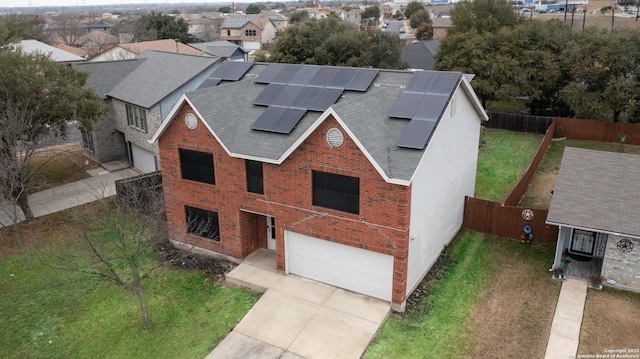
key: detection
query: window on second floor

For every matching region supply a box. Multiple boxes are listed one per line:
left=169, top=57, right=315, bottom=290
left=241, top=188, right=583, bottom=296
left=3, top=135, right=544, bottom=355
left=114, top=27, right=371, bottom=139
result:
left=125, top=103, right=148, bottom=132
left=227, top=29, right=231, bottom=36
left=179, top=148, right=215, bottom=184
left=245, top=29, right=257, bottom=36
left=246, top=160, right=264, bottom=194
left=312, top=171, right=359, bottom=214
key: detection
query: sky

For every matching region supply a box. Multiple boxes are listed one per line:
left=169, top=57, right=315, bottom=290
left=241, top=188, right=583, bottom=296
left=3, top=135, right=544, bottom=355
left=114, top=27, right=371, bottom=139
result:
left=1, top=0, right=242, bottom=8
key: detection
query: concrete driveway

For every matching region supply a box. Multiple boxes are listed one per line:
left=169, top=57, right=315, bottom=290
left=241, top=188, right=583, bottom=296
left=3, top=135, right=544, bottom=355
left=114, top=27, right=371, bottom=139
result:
left=207, top=251, right=390, bottom=359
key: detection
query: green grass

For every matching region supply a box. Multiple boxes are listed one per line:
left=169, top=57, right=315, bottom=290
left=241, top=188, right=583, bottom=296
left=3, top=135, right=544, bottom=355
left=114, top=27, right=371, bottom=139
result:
left=475, top=129, right=543, bottom=202
left=365, top=231, right=492, bottom=358
left=537, top=139, right=640, bottom=174
left=365, top=230, right=558, bottom=359
left=0, top=243, right=259, bottom=359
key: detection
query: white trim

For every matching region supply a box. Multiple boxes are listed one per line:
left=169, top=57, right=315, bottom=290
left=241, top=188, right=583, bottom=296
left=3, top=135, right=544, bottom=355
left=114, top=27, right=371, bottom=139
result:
left=546, top=221, right=640, bottom=241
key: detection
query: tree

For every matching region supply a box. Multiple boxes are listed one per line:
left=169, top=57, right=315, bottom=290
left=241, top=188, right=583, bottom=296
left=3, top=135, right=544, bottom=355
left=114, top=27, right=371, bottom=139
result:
left=268, top=17, right=406, bottom=69
left=0, top=49, right=104, bottom=223
left=404, top=1, right=426, bottom=20
left=46, top=178, right=167, bottom=330
left=362, top=5, right=381, bottom=20
left=448, top=0, right=522, bottom=35
left=289, top=10, right=310, bottom=24
left=218, top=6, right=232, bottom=13
left=51, top=13, right=86, bottom=46
left=245, top=4, right=261, bottom=14
left=135, top=12, right=189, bottom=43
left=0, top=14, right=46, bottom=45
left=415, top=22, right=433, bottom=40
left=409, top=9, right=431, bottom=29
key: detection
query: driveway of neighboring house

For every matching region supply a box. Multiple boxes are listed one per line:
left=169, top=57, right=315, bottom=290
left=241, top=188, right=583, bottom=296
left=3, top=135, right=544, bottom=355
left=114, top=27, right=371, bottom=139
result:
left=208, top=250, right=390, bottom=359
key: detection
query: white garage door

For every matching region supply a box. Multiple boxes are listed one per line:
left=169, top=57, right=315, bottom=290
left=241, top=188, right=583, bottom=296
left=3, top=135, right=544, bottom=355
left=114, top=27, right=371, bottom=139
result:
left=130, top=143, right=156, bottom=173
left=243, top=41, right=260, bottom=50
left=285, top=231, right=393, bottom=302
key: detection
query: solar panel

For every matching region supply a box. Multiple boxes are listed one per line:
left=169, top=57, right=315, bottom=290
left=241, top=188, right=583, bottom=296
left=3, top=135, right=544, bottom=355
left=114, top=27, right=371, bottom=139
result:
left=388, top=92, right=423, bottom=119
left=271, top=64, right=303, bottom=84
left=290, top=66, right=320, bottom=85
left=415, top=94, right=450, bottom=121
left=326, top=68, right=357, bottom=89
left=397, top=119, right=438, bottom=149
left=253, top=83, right=286, bottom=106
left=346, top=69, right=379, bottom=91
left=308, top=67, right=339, bottom=87
left=224, top=62, right=254, bottom=81
left=404, top=71, right=437, bottom=94
left=291, top=87, right=343, bottom=111
left=271, top=85, right=304, bottom=107
left=251, top=106, right=306, bottom=134
left=254, top=63, right=288, bottom=84
left=427, top=72, right=460, bottom=95
left=197, top=78, right=221, bottom=90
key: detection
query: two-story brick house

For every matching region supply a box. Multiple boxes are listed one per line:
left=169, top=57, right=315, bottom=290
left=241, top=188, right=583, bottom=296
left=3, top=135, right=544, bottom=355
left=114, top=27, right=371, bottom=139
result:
left=150, top=62, right=487, bottom=311
left=219, top=14, right=277, bottom=51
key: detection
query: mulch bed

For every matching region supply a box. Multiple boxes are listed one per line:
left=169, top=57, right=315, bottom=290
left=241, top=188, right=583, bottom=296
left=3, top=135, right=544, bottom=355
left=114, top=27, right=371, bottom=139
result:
left=154, top=240, right=237, bottom=282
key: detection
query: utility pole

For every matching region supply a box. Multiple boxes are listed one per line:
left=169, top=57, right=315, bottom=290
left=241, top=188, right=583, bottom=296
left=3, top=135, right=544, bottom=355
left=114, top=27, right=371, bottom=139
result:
left=583, top=6, right=587, bottom=29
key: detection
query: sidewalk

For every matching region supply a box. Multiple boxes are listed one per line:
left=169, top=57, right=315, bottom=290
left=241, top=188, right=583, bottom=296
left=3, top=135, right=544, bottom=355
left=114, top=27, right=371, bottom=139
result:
left=544, top=278, right=588, bottom=359
left=0, top=164, right=139, bottom=227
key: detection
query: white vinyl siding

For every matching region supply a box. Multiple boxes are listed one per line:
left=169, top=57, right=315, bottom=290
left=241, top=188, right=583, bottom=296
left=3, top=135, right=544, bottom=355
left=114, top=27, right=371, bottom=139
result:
left=285, top=231, right=393, bottom=301
left=406, top=87, right=482, bottom=294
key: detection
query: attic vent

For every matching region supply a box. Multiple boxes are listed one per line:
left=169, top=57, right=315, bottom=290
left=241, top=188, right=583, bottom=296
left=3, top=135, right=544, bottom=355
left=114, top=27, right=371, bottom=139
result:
left=326, top=128, right=344, bottom=148
left=185, top=113, right=198, bottom=129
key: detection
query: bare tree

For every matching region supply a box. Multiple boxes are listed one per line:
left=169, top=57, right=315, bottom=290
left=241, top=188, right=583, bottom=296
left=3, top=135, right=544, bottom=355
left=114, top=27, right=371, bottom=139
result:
left=51, top=13, right=86, bottom=46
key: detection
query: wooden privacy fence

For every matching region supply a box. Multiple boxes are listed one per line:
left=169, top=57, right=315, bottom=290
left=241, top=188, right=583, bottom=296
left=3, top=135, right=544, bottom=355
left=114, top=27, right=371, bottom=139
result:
left=555, top=117, right=640, bottom=145
left=485, top=111, right=554, bottom=134
left=463, top=197, right=558, bottom=244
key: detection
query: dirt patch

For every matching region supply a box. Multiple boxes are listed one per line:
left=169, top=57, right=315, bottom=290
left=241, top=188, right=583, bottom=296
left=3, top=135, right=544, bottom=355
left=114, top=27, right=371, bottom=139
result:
left=520, top=173, right=558, bottom=209
left=155, top=242, right=237, bottom=282
left=30, top=143, right=100, bottom=193
left=469, top=246, right=561, bottom=358
left=403, top=253, right=454, bottom=317
left=578, top=288, right=640, bottom=355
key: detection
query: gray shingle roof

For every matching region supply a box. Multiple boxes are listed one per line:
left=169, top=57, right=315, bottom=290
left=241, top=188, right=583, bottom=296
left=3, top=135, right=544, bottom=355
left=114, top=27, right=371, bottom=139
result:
left=189, top=41, right=248, bottom=58
left=547, top=147, right=640, bottom=237
left=182, top=64, right=473, bottom=182
left=108, top=50, right=218, bottom=108
left=401, top=40, right=439, bottom=70
left=74, top=59, right=143, bottom=99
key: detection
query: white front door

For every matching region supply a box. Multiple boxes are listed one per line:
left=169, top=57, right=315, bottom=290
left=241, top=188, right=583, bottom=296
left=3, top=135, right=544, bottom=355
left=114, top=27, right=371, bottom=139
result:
left=267, top=216, right=276, bottom=250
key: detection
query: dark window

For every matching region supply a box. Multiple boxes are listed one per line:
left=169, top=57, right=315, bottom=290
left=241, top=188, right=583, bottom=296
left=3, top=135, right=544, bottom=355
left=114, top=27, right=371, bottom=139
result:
left=81, top=129, right=94, bottom=153
left=245, top=29, right=256, bottom=36
left=570, top=229, right=595, bottom=255
left=180, top=149, right=215, bottom=184
left=312, top=171, right=359, bottom=214
left=125, top=103, right=147, bottom=132
left=185, top=206, right=220, bottom=241
left=246, top=160, right=264, bottom=194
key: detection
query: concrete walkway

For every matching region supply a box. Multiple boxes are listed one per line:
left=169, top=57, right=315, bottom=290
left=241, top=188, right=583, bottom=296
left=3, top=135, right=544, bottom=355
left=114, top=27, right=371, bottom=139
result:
left=209, top=250, right=390, bottom=359
left=0, top=162, right=139, bottom=227
left=544, top=278, right=588, bottom=359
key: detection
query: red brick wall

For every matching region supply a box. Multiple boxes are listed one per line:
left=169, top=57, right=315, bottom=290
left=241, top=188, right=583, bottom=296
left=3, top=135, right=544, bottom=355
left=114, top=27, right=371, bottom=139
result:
left=158, top=102, right=412, bottom=305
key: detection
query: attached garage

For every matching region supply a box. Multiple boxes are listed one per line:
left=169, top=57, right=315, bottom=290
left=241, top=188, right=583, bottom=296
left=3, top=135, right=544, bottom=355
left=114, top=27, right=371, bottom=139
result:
left=130, top=143, right=157, bottom=173
left=285, top=231, right=394, bottom=302
left=242, top=42, right=260, bottom=51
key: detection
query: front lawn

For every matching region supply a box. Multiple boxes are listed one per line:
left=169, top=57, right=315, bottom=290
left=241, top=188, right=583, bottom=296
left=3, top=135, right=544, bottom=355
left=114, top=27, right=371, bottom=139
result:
left=475, top=129, right=542, bottom=202
left=0, top=210, right=259, bottom=359
left=365, top=231, right=559, bottom=358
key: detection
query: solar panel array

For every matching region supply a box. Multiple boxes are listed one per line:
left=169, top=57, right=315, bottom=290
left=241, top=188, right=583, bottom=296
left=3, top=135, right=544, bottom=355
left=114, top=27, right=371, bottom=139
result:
left=389, top=71, right=461, bottom=150
left=251, top=64, right=379, bottom=134
left=196, top=61, right=254, bottom=90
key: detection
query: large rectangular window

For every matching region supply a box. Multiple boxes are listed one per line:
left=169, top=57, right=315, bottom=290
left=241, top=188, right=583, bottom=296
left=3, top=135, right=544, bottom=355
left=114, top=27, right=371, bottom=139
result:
left=570, top=229, right=595, bottom=255
left=125, top=103, right=148, bottom=132
left=245, top=29, right=256, bottom=37
left=312, top=171, right=359, bottom=214
left=81, top=129, right=94, bottom=153
left=185, top=206, right=220, bottom=241
left=246, top=160, right=264, bottom=194
left=180, top=149, right=215, bottom=184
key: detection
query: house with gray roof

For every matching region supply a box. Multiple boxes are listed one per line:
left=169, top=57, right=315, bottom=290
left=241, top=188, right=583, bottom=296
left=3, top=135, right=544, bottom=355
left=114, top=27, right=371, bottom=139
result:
left=75, top=50, right=221, bottom=171
left=149, top=62, right=487, bottom=311
left=188, top=40, right=248, bottom=61
left=219, top=14, right=277, bottom=50
left=547, top=148, right=640, bottom=292
left=13, top=39, right=85, bottom=63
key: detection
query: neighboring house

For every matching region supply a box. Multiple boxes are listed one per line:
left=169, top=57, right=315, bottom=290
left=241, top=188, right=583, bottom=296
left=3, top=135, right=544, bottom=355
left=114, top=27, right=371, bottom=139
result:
left=74, top=31, right=120, bottom=56
left=547, top=148, right=640, bottom=293
left=149, top=62, right=488, bottom=311
left=89, top=39, right=210, bottom=61
left=12, top=39, right=85, bottom=63
left=178, top=12, right=224, bottom=42
left=77, top=50, right=220, bottom=172
left=54, top=43, right=89, bottom=58
left=341, top=9, right=362, bottom=28
left=432, top=17, right=452, bottom=39
left=381, top=3, right=395, bottom=19
left=87, top=20, right=114, bottom=33
left=262, top=10, right=288, bottom=34
left=401, top=39, right=439, bottom=70
left=219, top=14, right=277, bottom=50
left=188, top=40, right=249, bottom=61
